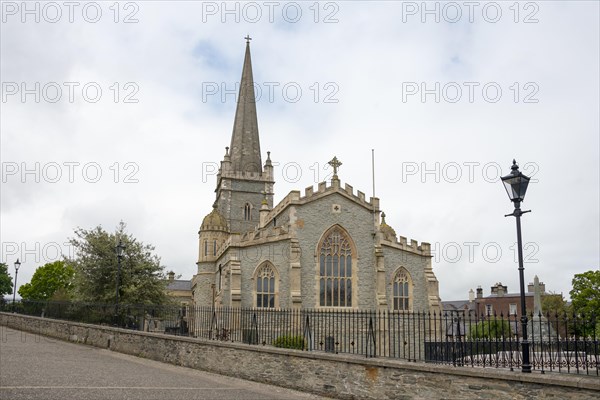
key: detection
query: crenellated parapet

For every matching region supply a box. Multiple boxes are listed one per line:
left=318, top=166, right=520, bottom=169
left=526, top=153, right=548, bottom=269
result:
left=380, top=234, right=432, bottom=257
left=301, top=180, right=379, bottom=209
left=263, top=180, right=380, bottom=227
left=239, top=225, right=290, bottom=243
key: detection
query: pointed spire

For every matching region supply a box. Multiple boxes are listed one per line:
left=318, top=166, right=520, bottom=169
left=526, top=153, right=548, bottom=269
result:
left=230, top=37, right=262, bottom=174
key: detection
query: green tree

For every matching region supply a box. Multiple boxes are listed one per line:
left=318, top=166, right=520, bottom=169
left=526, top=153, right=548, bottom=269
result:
left=469, top=319, right=512, bottom=340
left=541, top=292, right=573, bottom=338
left=570, top=270, right=600, bottom=316
left=569, top=270, right=600, bottom=336
left=0, top=262, right=14, bottom=302
left=67, top=221, right=168, bottom=305
left=18, top=261, right=74, bottom=301
left=541, top=292, right=571, bottom=316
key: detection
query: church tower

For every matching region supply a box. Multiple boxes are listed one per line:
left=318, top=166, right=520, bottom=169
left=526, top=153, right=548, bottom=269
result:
left=214, top=38, right=274, bottom=234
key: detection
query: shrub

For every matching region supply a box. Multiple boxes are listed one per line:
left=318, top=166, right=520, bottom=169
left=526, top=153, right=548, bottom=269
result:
left=273, top=335, right=305, bottom=350
left=469, top=319, right=513, bottom=339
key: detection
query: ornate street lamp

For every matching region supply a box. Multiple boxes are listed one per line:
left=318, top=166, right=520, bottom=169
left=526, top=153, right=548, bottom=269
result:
left=13, top=259, right=21, bottom=312
left=115, top=239, right=126, bottom=323
left=501, top=159, right=532, bottom=373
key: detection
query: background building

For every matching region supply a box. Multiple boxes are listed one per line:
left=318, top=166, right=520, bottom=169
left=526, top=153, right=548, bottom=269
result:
left=165, top=271, right=193, bottom=306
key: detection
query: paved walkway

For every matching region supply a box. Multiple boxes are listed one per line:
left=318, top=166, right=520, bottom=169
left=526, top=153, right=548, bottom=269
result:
left=0, top=326, right=327, bottom=400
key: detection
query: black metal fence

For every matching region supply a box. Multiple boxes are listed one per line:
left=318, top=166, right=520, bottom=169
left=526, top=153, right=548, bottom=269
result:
left=2, top=300, right=598, bottom=375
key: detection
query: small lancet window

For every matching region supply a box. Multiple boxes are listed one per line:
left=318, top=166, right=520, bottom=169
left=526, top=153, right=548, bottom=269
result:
left=244, top=203, right=252, bottom=221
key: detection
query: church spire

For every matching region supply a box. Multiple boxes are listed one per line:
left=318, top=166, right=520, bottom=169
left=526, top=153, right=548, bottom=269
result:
left=229, top=36, right=262, bottom=173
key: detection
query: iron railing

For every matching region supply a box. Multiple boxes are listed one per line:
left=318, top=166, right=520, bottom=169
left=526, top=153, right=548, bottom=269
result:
left=2, top=300, right=597, bottom=375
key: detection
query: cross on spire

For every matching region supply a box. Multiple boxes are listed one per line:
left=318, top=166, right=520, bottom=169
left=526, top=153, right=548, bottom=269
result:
left=245, top=35, right=252, bottom=44
left=328, top=156, right=342, bottom=180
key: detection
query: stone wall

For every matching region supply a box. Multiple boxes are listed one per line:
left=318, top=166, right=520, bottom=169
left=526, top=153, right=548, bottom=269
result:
left=296, top=192, right=378, bottom=309
left=1, top=312, right=598, bottom=400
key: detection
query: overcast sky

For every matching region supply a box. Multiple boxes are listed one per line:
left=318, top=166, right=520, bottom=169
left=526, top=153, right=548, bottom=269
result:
left=1, top=1, right=598, bottom=303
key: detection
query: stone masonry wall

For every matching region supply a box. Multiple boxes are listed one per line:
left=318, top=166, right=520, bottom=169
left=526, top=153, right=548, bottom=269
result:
left=382, top=247, right=430, bottom=312
left=295, top=193, right=378, bottom=309
left=238, top=239, right=292, bottom=308
left=1, top=313, right=598, bottom=400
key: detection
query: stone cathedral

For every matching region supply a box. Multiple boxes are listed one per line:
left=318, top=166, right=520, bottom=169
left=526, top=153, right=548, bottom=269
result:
left=191, top=41, right=441, bottom=313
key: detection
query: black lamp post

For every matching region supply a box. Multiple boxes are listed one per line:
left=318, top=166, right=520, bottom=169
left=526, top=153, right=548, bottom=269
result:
left=115, top=239, right=126, bottom=323
left=13, top=259, right=21, bottom=312
left=501, top=159, right=532, bottom=373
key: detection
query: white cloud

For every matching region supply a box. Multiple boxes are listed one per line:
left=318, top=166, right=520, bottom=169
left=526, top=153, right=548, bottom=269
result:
left=1, top=1, right=598, bottom=302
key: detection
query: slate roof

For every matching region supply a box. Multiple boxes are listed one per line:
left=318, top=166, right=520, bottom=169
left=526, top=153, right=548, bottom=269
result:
left=166, top=280, right=192, bottom=291
left=441, top=300, right=476, bottom=312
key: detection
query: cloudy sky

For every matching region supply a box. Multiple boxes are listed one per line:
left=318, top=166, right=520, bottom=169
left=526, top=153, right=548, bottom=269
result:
left=1, top=1, right=598, bottom=302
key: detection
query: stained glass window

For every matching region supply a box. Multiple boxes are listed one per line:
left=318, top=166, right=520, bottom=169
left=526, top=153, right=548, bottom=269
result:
left=319, top=228, right=353, bottom=307
left=393, top=269, right=411, bottom=311
left=256, top=264, right=276, bottom=308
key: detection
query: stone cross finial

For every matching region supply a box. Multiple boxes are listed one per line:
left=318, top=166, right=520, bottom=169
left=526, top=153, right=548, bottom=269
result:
left=245, top=35, right=252, bottom=43
left=328, top=156, right=342, bottom=180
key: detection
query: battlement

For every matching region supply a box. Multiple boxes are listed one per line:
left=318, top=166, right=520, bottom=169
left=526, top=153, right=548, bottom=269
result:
left=381, top=234, right=431, bottom=256
left=238, top=224, right=290, bottom=244
left=266, top=190, right=301, bottom=222
left=300, top=179, right=379, bottom=209
left=260, top=180, right=380, bottom=228
left=213, top=228, right=291, bottom=260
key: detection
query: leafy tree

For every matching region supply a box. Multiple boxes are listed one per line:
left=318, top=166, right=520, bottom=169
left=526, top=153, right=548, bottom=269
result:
left=66, top=221, right=168, bottom=305
left=541, top=292, right=571, bottom=316
left=0, top=262, right=14, bottom=302
left=541, top=292, right=573, bottom=338
left=570, top=270, right=600, bottom=317
left=18, top=261, right=74, bottom=301
left=569, top=270, right=600, bottom=336
left=469, top=319, right=512, bottom=339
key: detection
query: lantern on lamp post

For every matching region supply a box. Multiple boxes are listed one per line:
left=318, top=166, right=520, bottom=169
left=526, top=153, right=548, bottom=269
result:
left=13, top=259, right=21, bottom=312
left=501, top=159, right=532, bottom=373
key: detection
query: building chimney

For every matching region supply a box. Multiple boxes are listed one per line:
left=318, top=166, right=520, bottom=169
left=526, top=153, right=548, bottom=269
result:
left=468, top=289, right=475, bottom=303
left=491, top=282, right=507, bottom=297
left=476, top=286, right=483, bottom=299
left=527, top=282, right=534, bottom=293
left=168, top=271, right=175, bottom=281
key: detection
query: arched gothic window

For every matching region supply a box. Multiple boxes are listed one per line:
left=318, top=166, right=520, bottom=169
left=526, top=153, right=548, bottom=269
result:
left=244, top=203, right=252, bottom=221
left=255, top=263, right=276, bottom=308
left=319, top=227, right=354, bottom=307
left=393, top=268, right=412, bottom=311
